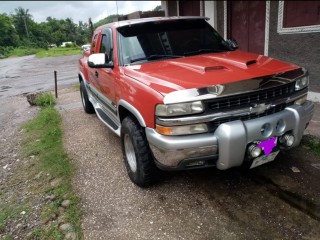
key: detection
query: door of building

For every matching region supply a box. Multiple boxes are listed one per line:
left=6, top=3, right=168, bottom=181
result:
left=179, top=0, right=200, bottom=16
left=228, top=1, right=266, bottom=55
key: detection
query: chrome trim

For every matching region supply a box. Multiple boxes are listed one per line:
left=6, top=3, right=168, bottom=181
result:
left=87, top=89, right=121, bottom=136
left=157, top=88, right=308, bottom=126
left=80, top=73, right=121, bottom=136
left=118, top=100, right=146, bottom=127
left=149, top=144, right=217, bottom=167
left=146, top=128, right=218, bottom=150
left=87, top=83, right=117, bottom=115
left=147, top=101, right=314, bottom=169
left=163, top=68, right=307, bottom=104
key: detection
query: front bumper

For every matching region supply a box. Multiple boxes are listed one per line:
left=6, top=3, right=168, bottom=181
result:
left=146, top=101, right=314, bottom=170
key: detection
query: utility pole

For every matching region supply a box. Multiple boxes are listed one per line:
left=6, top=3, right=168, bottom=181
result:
left=89, top=18, right=93, bottom=38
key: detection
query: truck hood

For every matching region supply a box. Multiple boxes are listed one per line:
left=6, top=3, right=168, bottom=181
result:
left=123, top=50, right=299, bottom=96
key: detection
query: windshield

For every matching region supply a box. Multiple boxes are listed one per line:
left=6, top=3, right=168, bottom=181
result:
left=117, top=19, right=230, bottom=65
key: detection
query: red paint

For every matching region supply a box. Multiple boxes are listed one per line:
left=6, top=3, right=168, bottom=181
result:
left=79, top=19, right=300, bottom=128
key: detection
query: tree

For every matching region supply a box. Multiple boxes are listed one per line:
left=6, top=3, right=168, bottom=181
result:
left=0, top=14, right=19, bottom=47
left=153, top=5, right=162, bottom=11
left=12, top=7, right=32, bottom=39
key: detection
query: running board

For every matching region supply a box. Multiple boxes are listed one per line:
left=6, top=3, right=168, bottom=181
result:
left=88, top=94, right=121, bottom=136
left=96, top=108, right=118, bottom=130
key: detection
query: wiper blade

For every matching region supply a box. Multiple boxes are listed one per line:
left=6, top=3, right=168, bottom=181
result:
left=130, top=54, right=183, bottom=63
left=184, top=49, right=226, bottom=56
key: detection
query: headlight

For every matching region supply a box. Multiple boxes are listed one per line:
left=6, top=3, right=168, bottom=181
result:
left=155, top=101, right=204, bottom=117
left=295, top=75, right=309, bottom=90
left=156, top=123, right=208, bottom=136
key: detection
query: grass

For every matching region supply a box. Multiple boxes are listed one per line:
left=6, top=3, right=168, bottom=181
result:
left=18, top=94, right=82, bottom=239
left=0, top=204, right=30, bottom=233
left=36, top=47, right=82, bottom=58
left=72, top=84, right=80, bottom=90
left=1, top=47, right=82, bottom=59
left=35, top=92, right=56, bottom=107
left=4, top=47, right=42, bottom=58
left=301, top=135, right=320, bottom=156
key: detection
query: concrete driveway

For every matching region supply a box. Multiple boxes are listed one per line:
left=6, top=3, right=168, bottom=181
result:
left=58, top=89, right=320, bottom=240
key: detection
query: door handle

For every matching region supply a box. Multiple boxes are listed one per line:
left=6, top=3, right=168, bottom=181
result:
left=95, top=71, right=99, bottom=78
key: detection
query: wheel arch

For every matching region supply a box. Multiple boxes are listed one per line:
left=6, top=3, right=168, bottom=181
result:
left=78, top=71, right=86, bottom=83
left=118, top=100, right=146, bottom=128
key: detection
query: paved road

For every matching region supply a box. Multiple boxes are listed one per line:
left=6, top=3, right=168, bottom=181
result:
left=59, top=89, right=320, bottom=240
left=0, top=55, right=80, bottom=99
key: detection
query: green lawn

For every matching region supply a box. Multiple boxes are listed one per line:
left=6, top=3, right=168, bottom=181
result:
left=36, top=47, right=82, bottom=58
left=1, top=47, right=82, bottom=59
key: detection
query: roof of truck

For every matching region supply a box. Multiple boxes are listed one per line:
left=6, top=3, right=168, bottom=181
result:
left=95, top=16, right=209, bottom=30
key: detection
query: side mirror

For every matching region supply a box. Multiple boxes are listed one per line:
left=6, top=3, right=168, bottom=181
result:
left=88, top=53, right=114, bottom=68
left=226, top=39, right=238, bottom=50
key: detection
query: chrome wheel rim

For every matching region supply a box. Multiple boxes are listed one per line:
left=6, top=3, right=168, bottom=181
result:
left=124, top=134, right=137, bottom=172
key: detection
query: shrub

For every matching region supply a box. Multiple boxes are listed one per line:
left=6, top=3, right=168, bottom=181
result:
left=35, top=92, right=56, bottom=107
left=65, top=43, right=77, bottom=48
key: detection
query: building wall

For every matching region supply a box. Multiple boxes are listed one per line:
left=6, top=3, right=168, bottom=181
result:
left=215, top=1, right=319, bottom=92
left=268, top=2, right=320, bottom=92
left=167, top=0, right=178, bottom=16
left=204, top=1, right=217, bottom=28
left=216, top=1, right=224, bottom=36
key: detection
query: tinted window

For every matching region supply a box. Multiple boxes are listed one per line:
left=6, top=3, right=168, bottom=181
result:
left=118, top=19, right=229, bottom=65
left=100, top=31, right=112, bottom=60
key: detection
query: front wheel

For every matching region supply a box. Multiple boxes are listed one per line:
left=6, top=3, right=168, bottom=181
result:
left=121, top=116, right=158, bottom=187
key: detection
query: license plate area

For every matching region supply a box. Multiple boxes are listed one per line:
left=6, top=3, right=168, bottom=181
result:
left=249, top=137, right=279, bottom=169
left=250, top=151, right=279, bottom=169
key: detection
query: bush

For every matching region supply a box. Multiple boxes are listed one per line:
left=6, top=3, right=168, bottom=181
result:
left=65, top=43, right=77, bottom=48
left=35, top=92, right=56, bottom=107
left=0, top=46, right=14, bottom=58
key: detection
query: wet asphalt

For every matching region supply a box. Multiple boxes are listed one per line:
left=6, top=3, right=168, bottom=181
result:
left=0, top=54, right=80, bottom=99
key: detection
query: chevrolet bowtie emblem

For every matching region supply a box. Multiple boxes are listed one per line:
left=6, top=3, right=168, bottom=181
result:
left=250, top=103, right=272, bottom=114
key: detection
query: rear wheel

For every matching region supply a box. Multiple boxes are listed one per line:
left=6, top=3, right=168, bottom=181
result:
left=80, top=81, right=95, bottom=114
left=121, top=116, right=158, bottom=187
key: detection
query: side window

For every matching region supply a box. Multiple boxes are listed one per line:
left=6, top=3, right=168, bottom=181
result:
left=99, top=31, right=112, bottom=60
left=91, top=34, right=98, bottom=53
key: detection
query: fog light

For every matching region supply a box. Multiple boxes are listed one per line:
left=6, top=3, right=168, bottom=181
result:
left=248, top=144, right=262, bottom=158
left=279, top=134, right=295, bottom=147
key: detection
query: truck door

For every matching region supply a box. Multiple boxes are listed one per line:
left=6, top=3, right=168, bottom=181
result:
left=88, top=30, right=103, bottom=91
left=96, top=28, right=117, bottom=115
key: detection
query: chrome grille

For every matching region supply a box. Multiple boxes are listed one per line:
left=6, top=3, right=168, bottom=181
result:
left=203, top=82, right=296, bottom=132
left=205, top=82, right=296, bottom=112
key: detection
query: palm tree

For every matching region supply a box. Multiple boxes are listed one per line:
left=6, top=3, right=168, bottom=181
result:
left=13, top=7, right=32, bottom=38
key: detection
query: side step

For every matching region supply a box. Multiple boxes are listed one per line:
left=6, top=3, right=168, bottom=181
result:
left=96, top=108, right=118, bottom=130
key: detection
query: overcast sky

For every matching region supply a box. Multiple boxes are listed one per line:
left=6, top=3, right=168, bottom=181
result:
left=0, top=1, right=161, bottom=23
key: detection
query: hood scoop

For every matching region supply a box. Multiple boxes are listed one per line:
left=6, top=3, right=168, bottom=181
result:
left=246, top=60, right=257, bottom=66
left=205, top=66, right=226, bottom=71
left=169, top=61, right=227, bottom=74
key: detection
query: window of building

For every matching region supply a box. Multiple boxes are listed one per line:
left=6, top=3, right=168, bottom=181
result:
left=283, top=1, right=320, bottom=28
left=278, top=1, right=320, bottom=34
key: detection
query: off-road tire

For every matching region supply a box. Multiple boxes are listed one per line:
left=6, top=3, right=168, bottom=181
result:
left=80, top=81, right=95, bottom=114
left=121, top=116, right=158, bottom=187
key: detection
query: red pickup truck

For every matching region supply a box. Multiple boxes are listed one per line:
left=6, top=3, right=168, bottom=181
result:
left=78, top=17, right=314, bottom=187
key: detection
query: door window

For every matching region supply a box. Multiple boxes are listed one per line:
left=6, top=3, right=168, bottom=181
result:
left=99, top=30, right=113, bottom=61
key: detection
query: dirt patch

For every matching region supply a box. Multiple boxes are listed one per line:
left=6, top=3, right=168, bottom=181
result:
left=0, top=96, right=40, bottom=238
